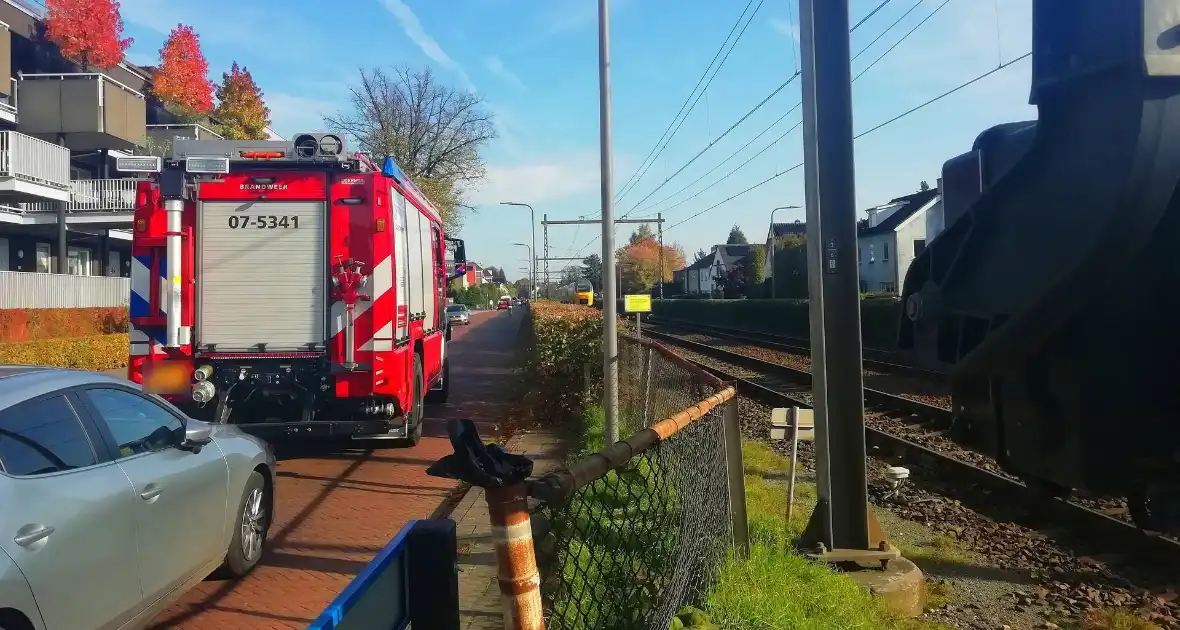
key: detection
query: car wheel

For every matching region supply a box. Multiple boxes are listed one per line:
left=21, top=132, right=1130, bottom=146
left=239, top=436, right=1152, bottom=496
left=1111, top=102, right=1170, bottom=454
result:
left=223, top=470, right=269, bottom=577
left=405, top=353, right=425, bottom=446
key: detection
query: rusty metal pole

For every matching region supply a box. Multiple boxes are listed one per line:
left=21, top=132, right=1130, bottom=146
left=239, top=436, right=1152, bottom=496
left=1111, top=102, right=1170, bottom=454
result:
left=485, top=484, right=544, bottom=630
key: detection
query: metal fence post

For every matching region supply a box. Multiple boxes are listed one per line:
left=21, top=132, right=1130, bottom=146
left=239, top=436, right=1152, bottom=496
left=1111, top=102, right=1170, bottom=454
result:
left=641, top=347, right=653, bottom=427
left=722, top=397, right=750, bottom=558
left=485, top=483, right=545, bottom=630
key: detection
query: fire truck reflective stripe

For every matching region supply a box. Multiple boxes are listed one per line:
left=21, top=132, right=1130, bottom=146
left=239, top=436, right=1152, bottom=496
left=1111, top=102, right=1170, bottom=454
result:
left=357, top=321, right=393, bottom=350
left=359, top=338, right=393, bottom=352
left=329, top=299, right=372, bottom=337
left=130, top=255, right=152, bottom=317
left=371, top=255, right=393, bottom=302
left=130, top=255, right=169, bottom=317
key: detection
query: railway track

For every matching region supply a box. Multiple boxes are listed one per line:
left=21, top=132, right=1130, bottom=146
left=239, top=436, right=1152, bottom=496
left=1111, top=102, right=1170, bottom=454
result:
left=638, top=326, right=1180, bottom=567
left=645, top=315, right=946, bottom=381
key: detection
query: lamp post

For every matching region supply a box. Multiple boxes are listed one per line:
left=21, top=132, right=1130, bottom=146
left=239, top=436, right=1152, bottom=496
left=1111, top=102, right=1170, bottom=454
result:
left=511, top=243, right=532, bottom=297
left=769, top=205, right=802, bottom=299
left=501, top=202, right=536, bottom=298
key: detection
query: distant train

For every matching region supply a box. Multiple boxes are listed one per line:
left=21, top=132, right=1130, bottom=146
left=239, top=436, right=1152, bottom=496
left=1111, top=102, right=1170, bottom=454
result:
left=554, top=279, right=595, bottom=306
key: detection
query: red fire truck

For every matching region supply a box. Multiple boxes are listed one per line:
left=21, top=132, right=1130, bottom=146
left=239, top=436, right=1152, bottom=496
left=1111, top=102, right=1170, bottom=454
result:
left=116, top=133, right=467, bottom=445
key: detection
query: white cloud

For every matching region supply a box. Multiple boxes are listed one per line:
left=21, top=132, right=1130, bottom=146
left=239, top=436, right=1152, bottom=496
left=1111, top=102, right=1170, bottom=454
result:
left=466, top=150, right=636, bottom=207
left=380, top=0, right=476, bottom=92
left=482, top=56, right=525, bottom=89
left=769, top=17, right=800, bottom=43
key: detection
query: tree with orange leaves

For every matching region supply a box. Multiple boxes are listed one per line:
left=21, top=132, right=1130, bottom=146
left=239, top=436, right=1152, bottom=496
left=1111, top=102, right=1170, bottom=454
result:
left=153, top=24, right=213, bottom=117
left=616, top=226, right=686, bottom=293
left=213, top=62, right=271, bottom=140
left=45, top=0, right=132, bottom=70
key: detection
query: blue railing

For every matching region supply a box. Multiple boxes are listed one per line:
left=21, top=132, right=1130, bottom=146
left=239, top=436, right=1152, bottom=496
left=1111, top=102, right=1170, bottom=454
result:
left=308, top=519, right=460, bottom=630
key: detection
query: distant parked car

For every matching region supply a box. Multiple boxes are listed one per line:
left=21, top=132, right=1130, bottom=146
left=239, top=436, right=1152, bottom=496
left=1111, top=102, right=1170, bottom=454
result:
left=446, top=304, right=471, bottom=325
left=0, top=366, right=277, bottom=630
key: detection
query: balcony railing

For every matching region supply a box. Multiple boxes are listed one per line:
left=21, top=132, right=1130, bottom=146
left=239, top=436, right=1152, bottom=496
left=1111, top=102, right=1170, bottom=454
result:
left=17, top=72, right=147, bottom=150
left=146, top=123, right=223, bottom=140
left=0, top=130, right=70, bottom=191
left=22, top=178, right=141, bottom=213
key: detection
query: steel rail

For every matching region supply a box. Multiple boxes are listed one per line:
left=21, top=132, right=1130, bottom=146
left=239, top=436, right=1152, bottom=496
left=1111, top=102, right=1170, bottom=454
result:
left=646, top=315, right=947, bottom=380
left=644, top=328, right=1180, bottom=564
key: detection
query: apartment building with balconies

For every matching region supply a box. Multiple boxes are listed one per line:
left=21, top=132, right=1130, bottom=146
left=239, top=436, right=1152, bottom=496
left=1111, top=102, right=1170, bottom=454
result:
left=0, top=0, right=267, bottom=281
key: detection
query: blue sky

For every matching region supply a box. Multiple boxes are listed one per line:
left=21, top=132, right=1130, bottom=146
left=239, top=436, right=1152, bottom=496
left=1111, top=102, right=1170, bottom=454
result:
left=114, top=0, right=1035, bottom=282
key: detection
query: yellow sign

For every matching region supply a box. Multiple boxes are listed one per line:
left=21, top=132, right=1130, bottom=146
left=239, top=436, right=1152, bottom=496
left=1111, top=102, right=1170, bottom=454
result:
left=623, top=294, right=652, bottom=313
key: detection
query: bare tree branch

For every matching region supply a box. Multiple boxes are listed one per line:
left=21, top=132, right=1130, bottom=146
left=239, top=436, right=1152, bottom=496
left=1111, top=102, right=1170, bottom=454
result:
left=323, top=65, right=496, bottom=232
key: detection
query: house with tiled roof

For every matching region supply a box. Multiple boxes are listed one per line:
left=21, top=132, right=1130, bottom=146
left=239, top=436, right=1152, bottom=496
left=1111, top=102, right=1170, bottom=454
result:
left=856, top=188, right=940, bottom=293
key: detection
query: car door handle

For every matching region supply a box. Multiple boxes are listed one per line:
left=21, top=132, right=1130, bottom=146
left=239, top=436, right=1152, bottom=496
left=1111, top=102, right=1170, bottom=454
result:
left=14, top=525, right=54, bottom=547
left=140, top=484, right=163, bottom=501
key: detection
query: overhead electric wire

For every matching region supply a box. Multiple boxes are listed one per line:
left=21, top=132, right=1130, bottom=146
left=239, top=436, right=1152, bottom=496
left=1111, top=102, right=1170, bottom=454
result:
left=853, top=0, right=954, bottom=81
left=612, top=0, right=761, bottom=204
left=616, top=0, right=900, bottom=221
left=617, top=72, right=801, bottom=220
left=630, top=105, right=802, bottom=217
left=574, top=0, right=943, bottom=256
left=663, top=52, right=1032, bottom=233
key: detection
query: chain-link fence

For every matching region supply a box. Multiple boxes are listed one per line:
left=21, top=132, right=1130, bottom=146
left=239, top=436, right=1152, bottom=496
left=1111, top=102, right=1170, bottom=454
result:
left=517, top=333, right=744, bottom=630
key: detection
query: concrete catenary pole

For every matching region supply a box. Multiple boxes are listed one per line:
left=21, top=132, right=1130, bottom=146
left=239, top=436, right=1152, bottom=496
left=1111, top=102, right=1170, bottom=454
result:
left=598, top=0, right=619, bottom=442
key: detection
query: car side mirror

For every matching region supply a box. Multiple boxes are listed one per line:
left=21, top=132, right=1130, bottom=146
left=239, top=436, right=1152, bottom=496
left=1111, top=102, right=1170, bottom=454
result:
left=180, top=419, right=214, bottom=453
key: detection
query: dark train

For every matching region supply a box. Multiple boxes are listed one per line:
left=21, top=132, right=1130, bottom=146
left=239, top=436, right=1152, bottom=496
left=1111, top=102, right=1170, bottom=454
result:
left=897, top=0, right=1180, bottom=534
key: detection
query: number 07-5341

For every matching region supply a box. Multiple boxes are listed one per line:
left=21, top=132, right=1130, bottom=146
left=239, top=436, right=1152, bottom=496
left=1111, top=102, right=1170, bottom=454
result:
left=226, top=215, right=300, bottom=229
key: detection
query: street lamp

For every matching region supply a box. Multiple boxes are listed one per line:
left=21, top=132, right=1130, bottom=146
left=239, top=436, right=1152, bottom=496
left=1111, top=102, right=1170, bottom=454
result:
left=511, top=242, right=532, bottom=297
left=501, top=202, right=536, bottom=299
left=769, top=205, right=802, bottom=299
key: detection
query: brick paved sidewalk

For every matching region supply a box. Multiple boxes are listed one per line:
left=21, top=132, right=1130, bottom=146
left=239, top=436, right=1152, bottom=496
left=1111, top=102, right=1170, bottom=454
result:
left=454, top=426, right=567, bottom=629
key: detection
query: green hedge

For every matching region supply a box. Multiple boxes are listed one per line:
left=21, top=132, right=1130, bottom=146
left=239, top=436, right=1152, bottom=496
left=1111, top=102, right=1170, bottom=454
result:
left=651, top=298, right=902, bottom=349
left=0, top=334, right=129, bottom=371
left=523, top=301, right=603, bottom=423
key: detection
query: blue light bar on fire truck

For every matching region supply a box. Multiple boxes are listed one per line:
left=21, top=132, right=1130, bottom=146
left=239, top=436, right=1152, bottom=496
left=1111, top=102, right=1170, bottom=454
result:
left=382, top=156, right=444, bottom=221
left=186, top=156, right=231, bottom=174
left=115, top=155, right=162, bottom=173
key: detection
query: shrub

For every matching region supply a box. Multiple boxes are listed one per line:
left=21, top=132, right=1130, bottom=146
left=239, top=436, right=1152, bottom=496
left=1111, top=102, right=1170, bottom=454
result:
left=651, top=297, right=902, bottom=348
left=0, top=307, right=130, bottom=343
left=524, top=301, right=603, bottom=423
left=0, top=334, right=129, bottom=370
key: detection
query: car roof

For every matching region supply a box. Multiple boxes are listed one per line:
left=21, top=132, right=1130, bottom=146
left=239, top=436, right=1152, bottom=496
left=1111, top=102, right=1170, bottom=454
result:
left=0, top=366, right=134, bottom=414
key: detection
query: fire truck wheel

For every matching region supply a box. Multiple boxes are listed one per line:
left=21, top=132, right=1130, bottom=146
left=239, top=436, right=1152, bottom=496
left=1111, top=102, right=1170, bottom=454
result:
left=425, top=357, right=450, bottom=404
left=407, top=353, right=425, bottom=446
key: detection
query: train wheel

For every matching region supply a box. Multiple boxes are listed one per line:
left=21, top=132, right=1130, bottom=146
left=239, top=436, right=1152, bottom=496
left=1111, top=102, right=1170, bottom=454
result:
left=1127, top=486, right=1180, bottom=534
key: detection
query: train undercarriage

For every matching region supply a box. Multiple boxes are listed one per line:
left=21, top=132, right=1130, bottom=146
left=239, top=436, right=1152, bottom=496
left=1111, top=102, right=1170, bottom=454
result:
left=897, top=0, right=1180, bottom=534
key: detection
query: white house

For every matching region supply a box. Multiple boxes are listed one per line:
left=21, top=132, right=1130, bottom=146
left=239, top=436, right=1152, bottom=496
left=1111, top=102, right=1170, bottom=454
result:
left=680, top=243, right=760, bottom=296
left=857, top=189, right=939, bottom=293
left=682, top=254, right=715, bottom=295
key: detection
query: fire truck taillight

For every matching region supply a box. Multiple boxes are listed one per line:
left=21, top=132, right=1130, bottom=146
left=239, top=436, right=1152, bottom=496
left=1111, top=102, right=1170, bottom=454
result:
left=240, top=151, right=285, bottom=160
left=135, top=219, right=146, bottom=232
left=375, top=219, right=386, bottom=232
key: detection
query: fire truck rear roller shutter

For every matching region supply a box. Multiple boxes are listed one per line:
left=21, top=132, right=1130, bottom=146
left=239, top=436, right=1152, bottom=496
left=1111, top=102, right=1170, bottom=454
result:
left=197, top=201, right=328, bottom=351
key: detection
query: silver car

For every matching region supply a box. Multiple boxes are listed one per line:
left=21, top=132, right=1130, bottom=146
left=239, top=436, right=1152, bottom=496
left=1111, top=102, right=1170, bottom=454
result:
left=446, top=304, right=471, bottom=325
left=0, top=367, right=277, bottom=630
